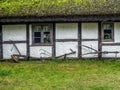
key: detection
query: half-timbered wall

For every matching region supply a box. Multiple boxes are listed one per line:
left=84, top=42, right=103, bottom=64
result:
left=29, top=25, right=52, bottom=58
left=2, top=25, right=27, bottom=59
left=81, top=23, right=98, bottom=58
left=56, top=23, right=78, bottom=57
left=102, top=23, right=120, bottom=58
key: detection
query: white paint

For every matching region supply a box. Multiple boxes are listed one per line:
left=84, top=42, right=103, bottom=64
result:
left=56, top=42, right=78, bottom=57
left=30, top=46, right=52, bottom=58
left=3, top=44, right=26, bottom=59
left=102, top=46, right=120, bottom=58
left=101, top=23, right=120, bottom=58
left=56, top=23, right=78, bottom=39
left=3, top=25, right=26, bottom=41
left=82, top=41, right=98, bottom=58
left=82, top=23, right=98, bottom=39
left=114, top=23, right=120, bottom=42
left=81, top=23, right=98, bottom=58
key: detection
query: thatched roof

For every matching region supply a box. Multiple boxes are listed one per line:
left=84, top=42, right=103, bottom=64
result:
left=0, top=0, right=120, bottom=18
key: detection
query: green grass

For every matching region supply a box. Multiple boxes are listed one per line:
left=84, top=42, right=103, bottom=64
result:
left=0, top=60, right=120, bottom=90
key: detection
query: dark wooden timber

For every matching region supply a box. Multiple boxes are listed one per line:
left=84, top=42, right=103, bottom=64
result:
left=0, top=24, right=3, bottom=58
left=98, top=22, right=102, bottom=59
left=78, top=23, right=82, bottom=58
left=1, top=15, right=120, bottom=23
left=56, top=39, right=98, bottom=42
left=102, top=43, right=120, bottom=46
left=26, top=24, right=30, bottom=60
left=52, top=23, right=56, bottom=57
left=9, top=40, right=21, bottom=55
left=3, top=40, right=26, bottom=44
left=56, top=39, right=78, bottom=42
left=82, top=39, right=98, bottom=41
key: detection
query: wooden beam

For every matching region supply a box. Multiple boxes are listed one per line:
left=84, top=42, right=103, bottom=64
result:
left=82, top=39, right=98, bottom=41
left=102, top=43, right=120, bottom=46
left=56, top=39, right=78, bottom=42
left=52, top=23, right=56, bottom=57
left=0, top=24, right=3, bottom=59
left=26, top=24, right=30, bottom=60
left=78, top=23, right=82, bottom=58
left=3, top=40, right=26, bottom=44
left=98, top=22, right=102, bottom=59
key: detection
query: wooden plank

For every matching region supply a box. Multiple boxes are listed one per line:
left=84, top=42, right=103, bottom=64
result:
left=9, top=40, right=21, bottom=55
left=3, top=40, right=26, bottom=44
left=26, top=24, right=30, bottom=59
left=79, top=45, right=98, bottom=52
left=55, top=49, right=76, bottom=59
left=1, top=15, right=120, bottom=23
left=82, top=39, right=98, bottom=41
left=102, top=43, right=120, bottom=46
left=98, top=22, right=102, bottom=59
left=56, top=39, right=78, bottom=42
left=78, top=23, right=82, bottom=58
left=0, top=24, right=3, bottom=58
left=52, top=23, right=56, bottom=57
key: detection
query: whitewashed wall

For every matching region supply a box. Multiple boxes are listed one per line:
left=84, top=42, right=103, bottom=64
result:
left=82, top=23, right=98, bottom=58
left=56, top=23, right=78, bottom=57
left=56, top=23, right=78, bottom=39
left=2, top=25, right=26, bottom=59
left=102, top=23, right=120, bottom=58
left=102, top=46, right=120, bottom=58
left=56, top=42, right=78, bottom=57
left=3, top=25, right=26, bottom=41
left=29, top=25, right=52, bottom=58
left=3, top=44, right=26, bottom=59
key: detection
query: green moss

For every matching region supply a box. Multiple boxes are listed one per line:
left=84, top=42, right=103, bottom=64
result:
left=0, top=0, right=120, bottom=17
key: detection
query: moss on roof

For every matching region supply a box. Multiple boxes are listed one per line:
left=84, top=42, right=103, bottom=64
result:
left=0, top=0, right=120, bottom=17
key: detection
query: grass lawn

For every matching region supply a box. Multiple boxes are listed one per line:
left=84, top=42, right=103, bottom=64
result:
left=0, top=60, right=120, bottom=90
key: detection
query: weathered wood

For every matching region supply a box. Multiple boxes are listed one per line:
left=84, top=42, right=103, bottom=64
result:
left=0, top=24, right=3, bottom=58
left=82, top=39, right=98, bottom=41
left=55, top=49, right=76, bottom=59
left=56, top=39, right=78, bottom=42
left=3, top=40, right=26, bottom=44
left=102, top=43, right=120, bottom=46
left=26, top=24, right=30, bottom=59
left=9, top=40, right=21, bottom=55
left=1, top=15, right=120, bottom=23
left=98, top=22, right=102, bottom=59
left=11, top=55, right=19, bottom=63
left=52, top=23, right=56, bottom=57
left=78, top=23, right=82, bottom=58
left=80, top=45, right=98, bottom=52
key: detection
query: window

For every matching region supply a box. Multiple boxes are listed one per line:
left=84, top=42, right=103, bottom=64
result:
left=32, top=24, right=53, bottom=45
left=102, top=23, right=114, bottom=42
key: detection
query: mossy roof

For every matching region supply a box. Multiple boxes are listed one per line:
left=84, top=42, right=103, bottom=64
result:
left=0, top=0, right=120, bottom=18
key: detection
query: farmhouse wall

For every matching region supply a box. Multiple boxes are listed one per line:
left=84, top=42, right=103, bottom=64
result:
left=29, top=25, right=53, bottom=58
left=56, top=23, right=78, bottom=57
left=2, top=25, right=26, bottom=59
left=102, top=23, right=120, bottom=58
left=81, top=23, right=98, bottom=58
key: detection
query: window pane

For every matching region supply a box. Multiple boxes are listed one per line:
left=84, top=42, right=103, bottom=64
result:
left=34, top=32, right=41, bottom=37
left=34, top=32, right=41, bottom=43
left=43, top=32, right=51, bottom=43
left=104, top=29, right=112, bottom=39
left=34, top=38, right=41, bottom=43
left=33, top=26, right=42, bottom=32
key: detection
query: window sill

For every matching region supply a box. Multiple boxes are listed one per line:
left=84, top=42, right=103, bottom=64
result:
left=102, top=39, right=114, bottom=42
left=31, top=43, right=53, bottom=46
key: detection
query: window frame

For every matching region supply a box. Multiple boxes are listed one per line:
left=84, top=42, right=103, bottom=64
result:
left=32, top=23, right=53, bottom=46
left=102, top=22, right=114, bottom=42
